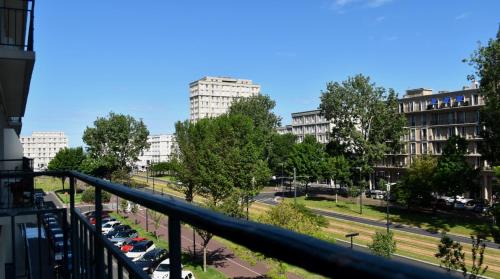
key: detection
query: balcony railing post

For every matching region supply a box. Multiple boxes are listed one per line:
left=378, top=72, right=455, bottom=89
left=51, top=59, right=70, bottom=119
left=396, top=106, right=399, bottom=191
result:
left=168, top=216, right=182, bottom=279
left=94, top=186, right=104, bottom=279
left=70, top=176, right=78, bottom=279
left=27, top=0, right=35, bottom=51
left=62, top=208, right=69, bottom=277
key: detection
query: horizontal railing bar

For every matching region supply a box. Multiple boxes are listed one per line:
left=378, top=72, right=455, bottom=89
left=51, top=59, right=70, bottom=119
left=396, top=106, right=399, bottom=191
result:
left=2, top=171, right=451, bottom=279
left=73, top=209, right=149, bottom=279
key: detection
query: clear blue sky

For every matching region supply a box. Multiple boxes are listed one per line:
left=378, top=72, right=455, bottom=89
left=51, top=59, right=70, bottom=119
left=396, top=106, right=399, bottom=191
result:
left=22, top=0, right=500, bottom=147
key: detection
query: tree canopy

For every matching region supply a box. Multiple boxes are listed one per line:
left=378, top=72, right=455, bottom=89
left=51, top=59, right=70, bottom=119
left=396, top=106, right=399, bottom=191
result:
left=466, top=26, right=500, bottom=165
left=319, top=74, right=406, bottom=176
left=82, top=112, right=150, bottom=172
left=48, top=147, right=86, bottom=172
left=394, top=156, right=437, bottom=208
left=228, top=94, right=281, bottom=132
left=434, top=136, right=479, bottom=199
left=287, top=135, right=327, bottom=193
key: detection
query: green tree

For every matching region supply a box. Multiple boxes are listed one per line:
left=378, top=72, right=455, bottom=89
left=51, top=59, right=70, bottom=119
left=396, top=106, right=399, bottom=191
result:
left=322, top=155, right=352, bottom=187
left=48, top=147, right=87, bottom=190
left=228, top=94, right=281, bottom=132
left=435, top=235, right=467, bottom=275
left=434, top=136, right=480, bottom=201
left=148, top=210, right=165, bottom=239
left=267, top=133, right=297, bottom=176
left=174, top=114, right=269, bottom=271
left=368, top=231, right=397, bottom=258
left=469, top=235, right=488, bottom=279
left=149, top=162, right=171, bottom=176
left=287, top=135, right=327, bottom=195
left=320, top=74, right=405, bottom=181
left=79, top=157, right=114, bottom=179
left=258, top=202, right=328, bottom=278
left=466, top=26, right=500, bottom=165
left=395, top=156, right=437, bottom=208
left=83, top=112, right=150, bottom=173
left=80, top=188, right=111, bottom=204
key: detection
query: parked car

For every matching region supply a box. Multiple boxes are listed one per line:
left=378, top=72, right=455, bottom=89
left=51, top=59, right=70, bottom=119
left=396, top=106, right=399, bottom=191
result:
left=109, top=230, right=138, bottom=246
left=125, top=240, right=155, bottom=261
left=152, top=259, right=195, bottom=279
left=106, top=225, right=131, bottom=238
left=102, top=221, right=121, bottom=234
left=453, top=201, right=466, bottom=210
left=121, top=237, right=148, bottom=253
left=134, top=248, right=169, bottom=274
left=371, top=190, right=385, bottom=200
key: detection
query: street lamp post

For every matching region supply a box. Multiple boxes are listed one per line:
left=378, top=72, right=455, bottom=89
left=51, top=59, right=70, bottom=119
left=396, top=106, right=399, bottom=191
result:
left=293, top=167, right=297, bottom=204
left=386, top=174, right=391, bottom=233
left=345, top=232, right=359, bottom=249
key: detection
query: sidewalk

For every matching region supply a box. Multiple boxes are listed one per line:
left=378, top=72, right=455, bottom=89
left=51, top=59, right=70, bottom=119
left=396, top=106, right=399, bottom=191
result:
left=129, top=206, right=302, bottom=279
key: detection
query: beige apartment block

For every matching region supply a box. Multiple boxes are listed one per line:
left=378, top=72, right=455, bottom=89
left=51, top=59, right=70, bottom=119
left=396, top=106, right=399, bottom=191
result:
left=376, top=83, right=494, bottom=199
left=21, top=132, right=68, bottom=171
left=189, top=76, right=260, bottom=122
left=291, top=109, right=332, bottom=144
left=136, top=134, right=177, bottom=170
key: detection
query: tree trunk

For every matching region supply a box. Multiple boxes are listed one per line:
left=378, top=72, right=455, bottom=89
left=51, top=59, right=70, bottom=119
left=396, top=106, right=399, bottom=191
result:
left=203, top=246, right=207, bottom=272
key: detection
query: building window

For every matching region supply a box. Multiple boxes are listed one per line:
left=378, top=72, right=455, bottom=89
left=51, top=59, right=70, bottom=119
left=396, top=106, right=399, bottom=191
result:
left=473, top=94, right=479, bottom=105
left=421, top=143, right=427, bottom=154
left=410, top=129, right=416, bottom=141
left=399, top=103, right=404, bottom=113
left=410, top=143, right=416, bottom=154
left=421, top=129, right=427, bottom=140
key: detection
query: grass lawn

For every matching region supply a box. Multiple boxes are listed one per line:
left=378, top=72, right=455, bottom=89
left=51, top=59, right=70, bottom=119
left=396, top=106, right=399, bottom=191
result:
left=55, top=189, right=82, bottom=204
left=35, top=176, right=65, bottom=192
left=110, top=213, right=227, bottom=279
left=286, top=195, right=492, bottom=238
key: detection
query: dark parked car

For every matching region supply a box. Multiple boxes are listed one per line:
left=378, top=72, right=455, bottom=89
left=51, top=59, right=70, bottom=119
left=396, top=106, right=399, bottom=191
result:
left=106, top=225, right=132, bottom=238
left=134, top=248, right=169, bottom=274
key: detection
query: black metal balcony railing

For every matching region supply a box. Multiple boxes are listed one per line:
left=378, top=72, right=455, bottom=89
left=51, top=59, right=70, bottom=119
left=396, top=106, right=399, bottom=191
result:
left=0, top=0, right=35, bottom=51
left=0, top=171, right=452, bottom=279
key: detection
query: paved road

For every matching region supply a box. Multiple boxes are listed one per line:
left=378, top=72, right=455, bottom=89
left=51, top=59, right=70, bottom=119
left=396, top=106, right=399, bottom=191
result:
left=254, top=192, right=500, bottom=250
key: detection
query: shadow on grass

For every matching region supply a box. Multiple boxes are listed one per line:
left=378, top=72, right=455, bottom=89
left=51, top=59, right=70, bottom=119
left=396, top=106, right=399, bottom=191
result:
left=184, top=247, right=233, bottom=269
left=299, top=187, right=495, bottom=239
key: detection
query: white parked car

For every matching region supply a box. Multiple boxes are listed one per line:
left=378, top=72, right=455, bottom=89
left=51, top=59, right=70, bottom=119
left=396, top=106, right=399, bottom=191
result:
left=125, top=240, right=155, bottom=261
left=152, top=259, right=195, bottom=279
left=101, top=221, right=121, bottom=234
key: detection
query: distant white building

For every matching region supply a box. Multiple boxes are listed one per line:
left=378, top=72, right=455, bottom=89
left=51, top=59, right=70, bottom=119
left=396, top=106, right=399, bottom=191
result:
left=136, top=134, right=177, bottom=170
left=189, top=76, right=261, bottom=122
left=20, top=132, right=69, bottom=171
left=290, top=109, right=333, bottom=144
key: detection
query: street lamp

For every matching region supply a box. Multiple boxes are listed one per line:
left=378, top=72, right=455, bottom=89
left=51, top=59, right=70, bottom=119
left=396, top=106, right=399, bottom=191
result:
left=345, top=232, right=359, bottom=249
left=386, top=174, right=391, bottom=233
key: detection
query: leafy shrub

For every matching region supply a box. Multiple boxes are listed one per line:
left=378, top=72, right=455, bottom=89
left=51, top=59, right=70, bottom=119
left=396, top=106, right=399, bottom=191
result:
left=81, top=188, right=111, bottom=204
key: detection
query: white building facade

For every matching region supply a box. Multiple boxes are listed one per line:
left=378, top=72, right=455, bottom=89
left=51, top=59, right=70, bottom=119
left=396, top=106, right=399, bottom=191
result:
left=189, top=76, right=261, bottom=122
left=20, top=132, right=68, bottom=171
left=136, top=134, right=177, bottom=170
left=290, top=110, right=333, bottom=144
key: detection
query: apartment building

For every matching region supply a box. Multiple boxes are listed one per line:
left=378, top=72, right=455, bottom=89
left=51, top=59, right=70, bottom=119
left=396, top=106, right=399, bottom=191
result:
left=277, top=125, right=292, bottom=135
left=20, top=132, right=68, bottom=171
left=136, top=134, right=177, bottom=170
left=377, top=83, right=494, bottom=199
left=290, top=110, right=333, bottom=144
left=0, top=0, right=37, bottom=277
left=189, top=76, right=260, bottom=122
